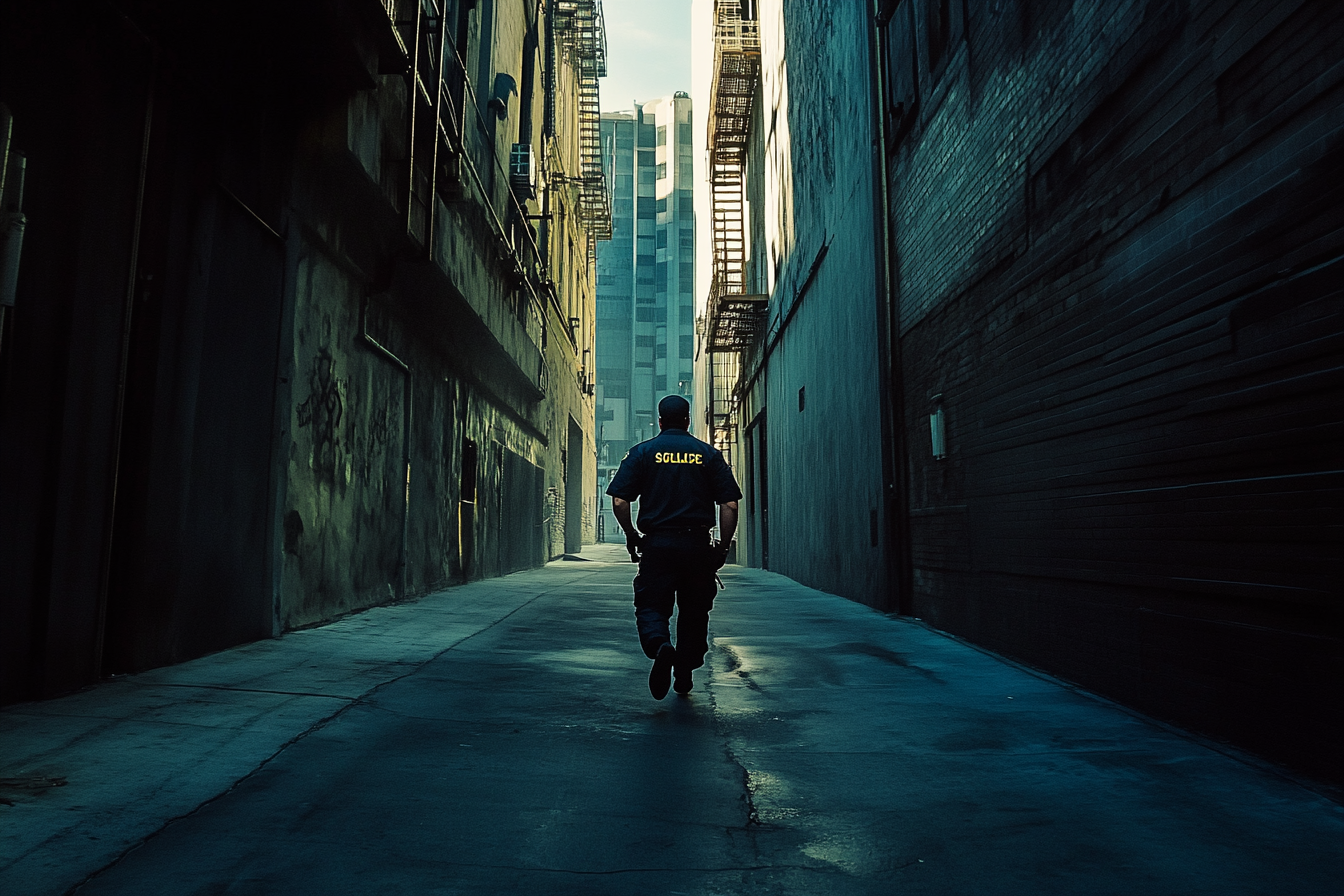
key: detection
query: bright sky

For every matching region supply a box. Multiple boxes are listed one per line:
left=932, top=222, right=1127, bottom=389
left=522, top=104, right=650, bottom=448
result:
left=600, top=0, right=694, bottom=112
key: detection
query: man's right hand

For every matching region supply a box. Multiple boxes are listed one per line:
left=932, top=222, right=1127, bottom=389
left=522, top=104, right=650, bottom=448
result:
left=625, top=531, right=644, bottom=562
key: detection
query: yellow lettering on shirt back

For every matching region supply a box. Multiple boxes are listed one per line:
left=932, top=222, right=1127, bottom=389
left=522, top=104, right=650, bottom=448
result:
left=654, top=451, right=704, bottom=464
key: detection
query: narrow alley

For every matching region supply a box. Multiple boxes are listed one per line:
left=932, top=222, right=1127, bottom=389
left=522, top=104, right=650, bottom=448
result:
left=3, top=548, right=1339, bottom=895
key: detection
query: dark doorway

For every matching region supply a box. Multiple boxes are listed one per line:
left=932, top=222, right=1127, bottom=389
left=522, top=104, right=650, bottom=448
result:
left=564, top=416, right=584, bottom=554
left=458, top=436, right=478, bottom=578
left=104, top=189, right=285, bottom=673
left=500, top=444, right=543, bottom=573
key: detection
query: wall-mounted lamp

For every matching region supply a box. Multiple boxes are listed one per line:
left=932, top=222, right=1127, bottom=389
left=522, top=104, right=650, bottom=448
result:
left=929, top=396, right=947, bottom=460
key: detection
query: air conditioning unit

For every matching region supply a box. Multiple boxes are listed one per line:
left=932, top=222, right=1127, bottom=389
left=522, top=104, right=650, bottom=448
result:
left=509, top=143, right=536, bottom=198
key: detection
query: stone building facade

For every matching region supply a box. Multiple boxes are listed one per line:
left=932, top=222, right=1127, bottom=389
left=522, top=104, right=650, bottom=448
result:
left=698, top=0, right=891, bottom=597
left=0, top=0, right=606, bottom=700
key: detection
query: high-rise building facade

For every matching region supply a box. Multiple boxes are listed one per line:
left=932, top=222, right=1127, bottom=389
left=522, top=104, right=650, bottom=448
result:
left=595, top=94, right=696, bottom=541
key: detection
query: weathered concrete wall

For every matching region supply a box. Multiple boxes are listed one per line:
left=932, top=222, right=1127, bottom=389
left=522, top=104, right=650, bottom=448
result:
left=880, top=0, right=1343, bottom=780
left=732, top=0, right=889, bottom=606
left=279, top=0, right=600, bottom=624
left=0, top=0, right=601, bottom=701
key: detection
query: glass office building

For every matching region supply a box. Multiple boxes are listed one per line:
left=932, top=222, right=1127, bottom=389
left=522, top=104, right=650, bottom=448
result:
left=595, top=93, right=696, bottom=541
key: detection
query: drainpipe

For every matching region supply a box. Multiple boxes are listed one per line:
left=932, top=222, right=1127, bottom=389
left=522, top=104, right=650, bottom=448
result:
left=361, top=299, right=412, bottom=601
left=0, top=105, right=25, bottom=353
left=869, top=1, right=912, bottom=614
left=94, top=39, right=157, bottom=673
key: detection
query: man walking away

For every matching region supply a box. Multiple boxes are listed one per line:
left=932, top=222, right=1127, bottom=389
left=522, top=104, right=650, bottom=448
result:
left=607, top=395, right=742, bottom=699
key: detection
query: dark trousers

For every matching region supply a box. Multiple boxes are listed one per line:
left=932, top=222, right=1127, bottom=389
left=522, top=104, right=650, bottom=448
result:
left=633, top=533, right=718, bottom=673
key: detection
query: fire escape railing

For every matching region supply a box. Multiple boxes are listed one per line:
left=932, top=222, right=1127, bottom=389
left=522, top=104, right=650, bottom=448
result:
left=555, top=0, right=613, bottom=245
left=384, top=1, right=546, bottom=345
left=704, top=1, right=765, bottom=468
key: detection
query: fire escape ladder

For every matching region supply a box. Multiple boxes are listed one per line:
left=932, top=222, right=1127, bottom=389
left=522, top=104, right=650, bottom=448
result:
left=704, top=1, right=764, bottom=468
left=372, top=1, right=471, bottom=248
left=556, top=0, right=612, bottom=243
left=380, top=0, right=446, bottom=250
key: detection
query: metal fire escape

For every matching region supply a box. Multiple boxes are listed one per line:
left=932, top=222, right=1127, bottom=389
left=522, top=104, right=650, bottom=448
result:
left=555, top=0, right=613, bottom=245
left=374, top=0, right=468, bottom=249
left=705, top=1, right=766, bottom=468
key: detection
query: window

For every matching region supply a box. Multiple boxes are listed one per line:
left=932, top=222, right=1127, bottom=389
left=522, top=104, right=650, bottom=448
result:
left=638, top=150, right=655, bottom=166
left=677, top=122, right=692, bottom=144
left=926, top=0, right=951, bottom=73
left=656, top=197, right=667, bottom=212
left=656, top=230, right=667, bottom=248
left=679, top=335, right=694, bottom=357
left=678, top=192, right=694, bottom=215
left=657, top=163, right=668, bottom=180
left=923, top=0, right=963, bottom=77
left=879, top=0, right=919, bottom=148
left=657, top=125, right=667, bottom=144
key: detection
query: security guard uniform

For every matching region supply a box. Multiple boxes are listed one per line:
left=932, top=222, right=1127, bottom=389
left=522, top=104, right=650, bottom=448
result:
left=606, top=415, right=742, bottom=693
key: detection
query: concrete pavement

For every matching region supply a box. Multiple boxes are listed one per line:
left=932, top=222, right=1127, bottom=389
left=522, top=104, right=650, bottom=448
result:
left=2, top=544, right=1340, bottom=895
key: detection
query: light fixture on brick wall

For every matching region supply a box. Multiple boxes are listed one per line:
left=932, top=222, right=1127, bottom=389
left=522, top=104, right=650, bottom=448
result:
left=929, top=395, right=947, bottom=460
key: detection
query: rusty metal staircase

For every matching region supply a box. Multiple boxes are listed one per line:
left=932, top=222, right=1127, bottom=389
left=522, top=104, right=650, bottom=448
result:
left=556, top=0, right=612, bottom=244
left=705, top=1, right=765, bottom=468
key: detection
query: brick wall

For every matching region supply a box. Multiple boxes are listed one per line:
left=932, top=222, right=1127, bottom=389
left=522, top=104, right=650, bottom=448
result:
left=883, top=0, right=1343, bottom=781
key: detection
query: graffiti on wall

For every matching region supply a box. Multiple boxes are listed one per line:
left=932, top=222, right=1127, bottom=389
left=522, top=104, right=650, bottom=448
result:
left=297, top=348, right=346, bottom=486
left=353, top=401, right=396, bottom=488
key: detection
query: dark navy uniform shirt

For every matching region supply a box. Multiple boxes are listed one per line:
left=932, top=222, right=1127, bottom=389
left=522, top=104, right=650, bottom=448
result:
left=606, top=427, right=742, bottom=532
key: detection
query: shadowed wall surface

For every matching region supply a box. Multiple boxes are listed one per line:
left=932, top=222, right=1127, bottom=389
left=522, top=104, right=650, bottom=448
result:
left=877, top=0, right=1342, bottom=780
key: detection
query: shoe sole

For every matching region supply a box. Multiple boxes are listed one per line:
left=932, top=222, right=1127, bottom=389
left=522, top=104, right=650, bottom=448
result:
left=649, top=644, right=675, bottom=700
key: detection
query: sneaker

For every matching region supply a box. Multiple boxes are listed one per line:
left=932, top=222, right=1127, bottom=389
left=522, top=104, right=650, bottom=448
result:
left=649, top=644, right=676, bottom=700
left=673, top=672, right=693, bottom=695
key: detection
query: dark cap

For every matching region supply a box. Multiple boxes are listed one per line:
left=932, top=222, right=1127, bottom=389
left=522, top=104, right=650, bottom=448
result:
left=658, top=394, right=690, bottom=421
